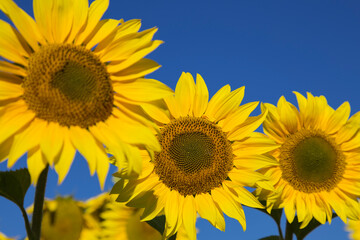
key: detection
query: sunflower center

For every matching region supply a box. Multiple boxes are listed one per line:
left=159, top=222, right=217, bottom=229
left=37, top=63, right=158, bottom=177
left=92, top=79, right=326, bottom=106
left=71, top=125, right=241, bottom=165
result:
left=154, top=116, right=233, bottom=196
left=279, top=129, right=346, bottom=193
left=23, top=44, right=113, bottom=128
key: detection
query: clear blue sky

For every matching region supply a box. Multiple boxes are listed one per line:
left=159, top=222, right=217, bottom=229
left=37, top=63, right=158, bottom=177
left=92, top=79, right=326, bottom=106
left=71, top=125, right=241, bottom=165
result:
left=1, top=0, right=360, bottom=239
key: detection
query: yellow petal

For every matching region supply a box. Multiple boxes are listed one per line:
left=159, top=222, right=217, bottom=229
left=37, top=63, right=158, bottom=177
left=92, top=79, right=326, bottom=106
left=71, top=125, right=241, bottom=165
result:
left=40, top=122, right=64, bottom=166
left=232, top=132, right=279, bottom=156
left=326, top=101, right=350, bottom=134
left=27, top=146, right=47, bottom=184
left=8, top=118, right=46, bottom=167
left=0, top=135, right=13, bottom=163
left=69, top=126, right=97, bottom=175
left=174, top=72, right=195, bottom=116
left=205, top=85, right=231, bottom=121
left=227, top=109, right=268, bottom=141
left=109, top=58, right=161, bottom=81
left=195, top=193, right=217, bottom=227
left=113, top=78, right=172, bottom=102
left=213, top=86, right=245, bottom=121
left=164, top=190, right=182, bottom=237
left=182, top=196, right=197, bottom=240
left=0, top=19, right=29, bottom=64
left=84, top=19, right=120, bottom=49
left=277, top=96, right=299, bottom=133
left=233, top=154, right=278, bottom=170
left=94, top=19, right=141, bottom=53
left=0, top=80, right=23, bottom=100
left=141, top=102, right=171, bottom=124
left=75, top=0, right=109, bottom=44
left=100, top=28, right=158, bottom=62
left=293, top=91, right=307, bottom=116
left=221, top=102, right=258, bottom=132
left=105, top=40, right=163, bottom=72
left=141, top=185, right=168, bottom=221
left=0, top=101, right=35, bottom=144
left=192, top=74, right=209, bottom=117
left=54, top=132, right=76, bottom=184
left=212, top=187, right=246, bottom=230
left=0, top=61, right=26, bottom=76
left=65, top=0, right=88, bottom=43
left=106, top=115, right=160, bottom=151
left=164, top=95, right=180, bottom=119
left=94, top=140, right=109, bottom=189
left=224, top=181, right=264, bottom=209
left=0, top=0, right=44, bottom=50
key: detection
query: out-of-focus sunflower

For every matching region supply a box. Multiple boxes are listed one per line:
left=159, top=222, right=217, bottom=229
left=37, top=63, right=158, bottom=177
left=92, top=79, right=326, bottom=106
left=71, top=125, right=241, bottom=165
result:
left=0, top=0, right=172, bottom=187
left=27, top=194, right=108, bottom=240
left=257, top=92, right=360, bottom=228
left=0, top=232, right=16, bottom=240
left=347, top=219, right=360, bottom=240
left=111, top=72, right=278, bottom=239
left=101, top=199, right=193, bottom=240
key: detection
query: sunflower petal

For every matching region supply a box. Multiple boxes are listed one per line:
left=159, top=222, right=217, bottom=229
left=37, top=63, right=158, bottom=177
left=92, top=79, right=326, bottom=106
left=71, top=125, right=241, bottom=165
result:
left=27, top=146, right=47, bottom=184
left=192, top=74, right=209, bottom=117
left=182, top=196, right=197, bottom=240
left=0, top=0, right=44, bottom=50
left=54, top=132, right=76, bottom=184
left=113, top=78, right=172, bottom=102
left=75, top=0, right=109, bottom=44
left=0, top=80, right=23, bottom=100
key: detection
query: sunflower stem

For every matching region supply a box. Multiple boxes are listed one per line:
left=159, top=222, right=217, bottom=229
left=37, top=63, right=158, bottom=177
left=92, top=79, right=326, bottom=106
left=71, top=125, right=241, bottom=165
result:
left=20, top=206, right=34, bottom=240
left=285, top=221, right=293, bottom=240
left=31, top=165, right=49, bottom=240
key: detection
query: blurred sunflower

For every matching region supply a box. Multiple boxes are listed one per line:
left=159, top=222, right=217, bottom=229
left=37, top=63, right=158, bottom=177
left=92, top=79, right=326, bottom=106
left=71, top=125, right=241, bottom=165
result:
left=0, top=0, right=172, bottom=187
left=347, top=219, right=360, bottom=240
left=111, top=72, right=278, bottom=239
left=0, top=232, right=16, bottom=240
left=257, top=92, right=360, bottom=228
left=101, top=198, right=192, bottom=240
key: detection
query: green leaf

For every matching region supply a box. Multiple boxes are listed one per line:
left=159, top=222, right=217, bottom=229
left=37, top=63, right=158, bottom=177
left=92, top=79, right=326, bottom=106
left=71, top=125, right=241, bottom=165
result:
left=290, top=213, right=338, bottom=240
left=146, top=215, right=177, bottom=239
left=259, top=236, right=281, bottom=240
left=0, top=168, right=31, bottom=207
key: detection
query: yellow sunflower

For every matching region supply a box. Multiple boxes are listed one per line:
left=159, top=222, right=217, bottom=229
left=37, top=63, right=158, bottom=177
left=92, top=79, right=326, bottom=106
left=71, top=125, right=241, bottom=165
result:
left=257, top=92, right=360, bottom=228
left=111, top=72, right=278, bottom=239
left=0, top=233, right=16, bottom=240
left=0, top=0, right=172, bottom=187
left=347, top=219, right=360, bottom=240
left=100, top=197, right=162, bottom=240
left=27, top=194, right=108, bottom=240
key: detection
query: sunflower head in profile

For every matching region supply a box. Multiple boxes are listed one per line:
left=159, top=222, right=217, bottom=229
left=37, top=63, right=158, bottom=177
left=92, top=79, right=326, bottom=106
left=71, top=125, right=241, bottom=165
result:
left=0, top=0, right=172, bottom=187
left=111, top=72, right=278, bottom=239
left=256, top=92, right=360, bottom=228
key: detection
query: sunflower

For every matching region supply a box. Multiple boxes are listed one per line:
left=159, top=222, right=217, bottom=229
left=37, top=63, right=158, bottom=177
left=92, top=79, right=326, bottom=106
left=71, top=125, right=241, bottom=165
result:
left=256, top=92, right=360, bottom=228
left=27, top=194, right=108, bottom=240
left=347, top=219, right=360, bottom=240
left=0, top=0, right=172, bottom=187
left=111, top=72, right=278, bottom=239
left=0, top=233, right=15, bottom=240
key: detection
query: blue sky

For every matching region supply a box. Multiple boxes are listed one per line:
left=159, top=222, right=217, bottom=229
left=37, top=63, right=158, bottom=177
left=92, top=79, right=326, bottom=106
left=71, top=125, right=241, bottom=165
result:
left=1, top=0, right=360, bottom=239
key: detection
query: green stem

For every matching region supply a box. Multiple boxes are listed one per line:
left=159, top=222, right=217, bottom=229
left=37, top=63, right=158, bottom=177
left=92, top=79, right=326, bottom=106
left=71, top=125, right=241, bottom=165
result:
left=31, top=165, right=49, bottom=240
left=285, top=221, right=293, bottom=240
left=20, top=205, right=34, bottom=240
left=276, top=221, right=284, bottom=240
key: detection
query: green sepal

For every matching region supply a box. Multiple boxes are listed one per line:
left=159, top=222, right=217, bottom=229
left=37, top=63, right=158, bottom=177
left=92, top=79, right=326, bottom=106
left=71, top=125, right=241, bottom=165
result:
left=146, top=215, right=177, bottom=240
left=258, top=200, right=283, bottom=226
left=290, top=213, right=337, bottom=240
left=0, top=168, right=31, bottom=208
